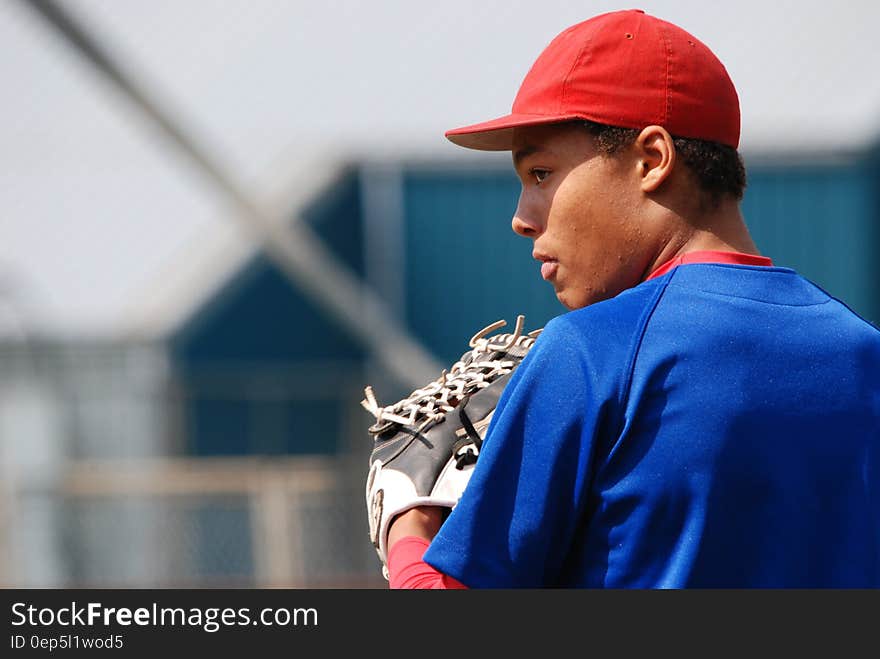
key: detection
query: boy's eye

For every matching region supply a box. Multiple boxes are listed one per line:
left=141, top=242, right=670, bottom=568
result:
left=530, top=168, right=550, bottom=184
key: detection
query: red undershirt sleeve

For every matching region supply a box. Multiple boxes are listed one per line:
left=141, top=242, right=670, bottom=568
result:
left=387, top=536, right=469, bottom=589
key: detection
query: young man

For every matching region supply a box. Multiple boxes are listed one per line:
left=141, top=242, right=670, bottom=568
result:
left=385, top=9, right=880, bottom=588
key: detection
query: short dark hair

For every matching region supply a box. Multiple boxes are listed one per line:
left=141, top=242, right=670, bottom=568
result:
left=580, top=120, right=747, bottom=207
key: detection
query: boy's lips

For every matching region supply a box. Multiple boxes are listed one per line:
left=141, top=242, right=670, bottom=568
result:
left=534, top=250, right=558, bottom=281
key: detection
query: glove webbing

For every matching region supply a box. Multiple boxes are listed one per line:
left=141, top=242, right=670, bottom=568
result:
left=361, top=316, right=540, bottom=436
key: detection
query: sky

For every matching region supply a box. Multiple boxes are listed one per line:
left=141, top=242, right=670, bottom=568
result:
left=1, top=0, right=879, bottom=338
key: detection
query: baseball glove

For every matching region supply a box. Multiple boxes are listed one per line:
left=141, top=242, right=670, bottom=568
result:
left=361, top=314, right=542, bottom=577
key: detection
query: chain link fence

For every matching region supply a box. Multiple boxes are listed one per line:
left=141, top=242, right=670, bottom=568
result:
left=0, top=337, right=390, bottom=588
left=5, top=457, right=384, bottom=588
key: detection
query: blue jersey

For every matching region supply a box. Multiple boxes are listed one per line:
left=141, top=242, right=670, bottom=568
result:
left=423, top=263, right=880, bottom=587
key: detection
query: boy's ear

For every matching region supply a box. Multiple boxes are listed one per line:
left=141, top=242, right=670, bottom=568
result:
left=635, top=125, right=676, bottom=193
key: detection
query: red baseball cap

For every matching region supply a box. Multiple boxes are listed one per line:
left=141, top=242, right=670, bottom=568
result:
left=445, top=9, right=740, bottom=150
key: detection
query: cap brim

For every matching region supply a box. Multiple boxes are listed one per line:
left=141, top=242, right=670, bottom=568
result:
left=445, top=113, right=583, bottom=151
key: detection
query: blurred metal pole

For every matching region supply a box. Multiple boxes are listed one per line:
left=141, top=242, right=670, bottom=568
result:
left=17, top=0, right=443, bottom=390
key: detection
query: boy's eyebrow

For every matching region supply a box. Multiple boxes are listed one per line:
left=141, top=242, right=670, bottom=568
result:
left=512, top=145, right=545, bottom=168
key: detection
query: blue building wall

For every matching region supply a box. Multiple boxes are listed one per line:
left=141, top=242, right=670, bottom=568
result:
left=170, top=168, right=367, bottom=456
left=170, top=150, right=879, bottom=457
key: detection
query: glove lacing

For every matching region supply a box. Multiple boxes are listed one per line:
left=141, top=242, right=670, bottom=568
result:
left=361, top=315, right=542, bottom=435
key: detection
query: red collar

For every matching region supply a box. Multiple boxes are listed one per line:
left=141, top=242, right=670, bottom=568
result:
left=645, top=250, right=773, bottom=281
